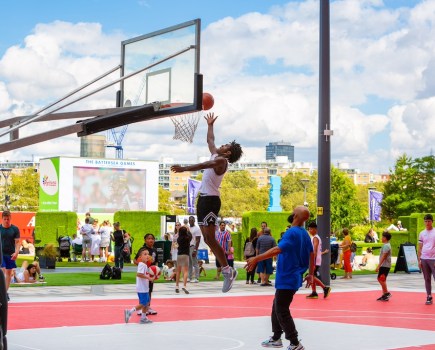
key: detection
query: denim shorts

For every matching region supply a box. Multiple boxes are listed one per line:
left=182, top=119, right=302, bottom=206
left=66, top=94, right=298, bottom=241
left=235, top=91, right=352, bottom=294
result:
left=1, top=255, right=17, bottom=270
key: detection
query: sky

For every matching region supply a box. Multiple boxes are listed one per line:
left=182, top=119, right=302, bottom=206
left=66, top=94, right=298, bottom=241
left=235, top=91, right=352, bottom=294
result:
left=0, top=0, right=434, bottom=174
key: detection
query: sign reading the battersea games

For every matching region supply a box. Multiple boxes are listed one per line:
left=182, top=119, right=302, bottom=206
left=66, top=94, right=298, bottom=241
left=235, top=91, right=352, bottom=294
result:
left=39, top=156, right=159, bottom=213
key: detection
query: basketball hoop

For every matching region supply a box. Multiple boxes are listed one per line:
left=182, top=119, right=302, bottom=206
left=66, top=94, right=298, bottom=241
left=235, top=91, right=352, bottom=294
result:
left=170, top=111, right=202, bottom=143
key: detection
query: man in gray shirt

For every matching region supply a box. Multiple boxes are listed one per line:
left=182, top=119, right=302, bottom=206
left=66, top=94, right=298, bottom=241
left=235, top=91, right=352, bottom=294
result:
left=256, top=227, right=277, bottom=286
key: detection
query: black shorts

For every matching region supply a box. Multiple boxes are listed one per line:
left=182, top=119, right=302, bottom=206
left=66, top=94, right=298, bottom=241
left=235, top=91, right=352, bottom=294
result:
left=378, top=266, right=390, bottom=279
left=197, top=196, right=221, bottom=226
left=314, top=265, right=321, bottom=279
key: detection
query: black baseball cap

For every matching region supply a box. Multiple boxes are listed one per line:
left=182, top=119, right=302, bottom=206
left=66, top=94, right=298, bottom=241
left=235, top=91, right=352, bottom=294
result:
left=307, top=221, right=317, bottom=228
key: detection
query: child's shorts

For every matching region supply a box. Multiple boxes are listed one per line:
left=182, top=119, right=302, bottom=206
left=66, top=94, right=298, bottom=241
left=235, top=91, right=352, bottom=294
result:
left=377, top=266, right=390, bottom=279
left=137, top=292, right=150, bottom=306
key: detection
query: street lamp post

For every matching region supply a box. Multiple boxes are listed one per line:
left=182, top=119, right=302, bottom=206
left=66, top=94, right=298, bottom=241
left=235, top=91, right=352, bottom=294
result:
left=1, top=168, right=12, bottom=210
left=301, top=179, right=309, bottom=207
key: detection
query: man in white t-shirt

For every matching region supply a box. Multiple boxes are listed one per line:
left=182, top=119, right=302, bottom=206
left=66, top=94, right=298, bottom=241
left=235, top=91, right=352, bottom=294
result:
left=188, top=216, right=202, bottom=283
left=418, top=214, right=435, bottom=305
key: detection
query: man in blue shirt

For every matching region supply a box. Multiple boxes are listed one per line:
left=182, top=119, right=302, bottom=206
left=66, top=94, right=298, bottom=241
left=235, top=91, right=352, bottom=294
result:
left=246, top=206, right=314, bottom=350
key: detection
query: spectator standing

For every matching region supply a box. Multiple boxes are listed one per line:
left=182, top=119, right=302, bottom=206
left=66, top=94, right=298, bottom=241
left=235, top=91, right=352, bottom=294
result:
left=1, top=210, right=20, bottom=298
left=111, top=222, right=125, bottom=270
left=188, top=216, right=202, bottom=283
left=256, top=227, right=277, bottom=286
left=214, top=221, right=232, bottom=280
left=246, top=206, right=313, bottom=350
left=90, top=219, right=101, bottom=262
left=80, top=217, right=95, bottom=262
left=85, top=212, right=95, bottom=224
left=124, top=247, right=154, bottom=324
left=418, top=214, right=435, bottom=305
left=171, top=222, right=181, bottom=262
left=376, top=231, right=392, bottom=301
left=175, top=226, right=192, bottom=294
left=99, top=220, right=111, bottom=262
left=244, top=228, right=258, bottom=284
left=340, top=228, right=353, bottom=279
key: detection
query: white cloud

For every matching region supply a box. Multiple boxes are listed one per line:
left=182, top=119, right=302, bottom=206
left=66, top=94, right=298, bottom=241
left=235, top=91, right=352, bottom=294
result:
left=1, top=1, right=435, bottom=174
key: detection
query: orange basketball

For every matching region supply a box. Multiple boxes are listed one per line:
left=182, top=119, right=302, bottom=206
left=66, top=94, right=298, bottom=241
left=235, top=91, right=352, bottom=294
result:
left=202, top=92, right=214, bottom=110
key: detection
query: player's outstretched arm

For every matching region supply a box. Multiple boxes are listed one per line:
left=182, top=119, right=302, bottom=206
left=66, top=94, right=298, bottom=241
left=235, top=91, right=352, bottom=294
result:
left=205, top=112, right=218, bottom=154
left=171, top=157, right=226, bottom=173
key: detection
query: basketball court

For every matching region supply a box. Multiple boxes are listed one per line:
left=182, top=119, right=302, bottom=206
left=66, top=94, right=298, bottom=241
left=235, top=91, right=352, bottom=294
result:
left=5, top=274, right=435, bottom=350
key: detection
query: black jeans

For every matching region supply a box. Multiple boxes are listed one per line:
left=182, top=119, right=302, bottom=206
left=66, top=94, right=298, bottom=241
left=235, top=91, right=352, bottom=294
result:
left=271, top=289, right=298, bottom=344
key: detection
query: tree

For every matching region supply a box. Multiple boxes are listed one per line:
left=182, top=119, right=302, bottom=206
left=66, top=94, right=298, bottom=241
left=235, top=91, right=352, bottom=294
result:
left=220, top=171, right=268, bottom=217
left=330, top=167, right=364, bottom=232
left=8, top=168, right=39, bottom=211
left=382, top=154, right=435, bottom=220
left=281, top=172, right=317, bottom=212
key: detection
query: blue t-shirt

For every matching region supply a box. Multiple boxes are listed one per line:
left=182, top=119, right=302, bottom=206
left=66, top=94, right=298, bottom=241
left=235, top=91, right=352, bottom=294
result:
left=276, top=226, right=313, bottom=290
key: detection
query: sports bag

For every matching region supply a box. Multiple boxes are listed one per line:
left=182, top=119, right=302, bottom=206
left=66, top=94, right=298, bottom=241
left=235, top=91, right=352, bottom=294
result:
left=100, top=263, right=113, bottom=280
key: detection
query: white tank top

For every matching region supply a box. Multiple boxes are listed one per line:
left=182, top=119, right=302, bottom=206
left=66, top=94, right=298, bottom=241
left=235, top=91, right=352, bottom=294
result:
left=311, top=233, right=322, bottom=266
left=199, top=154, right=228, bottom=196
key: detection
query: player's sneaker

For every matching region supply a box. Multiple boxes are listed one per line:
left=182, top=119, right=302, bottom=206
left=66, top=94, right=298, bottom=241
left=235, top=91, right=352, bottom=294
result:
left=377, top=295, right=389, bottom=301
left=426, top=296, right=433, bottom=305
left=136, top=311, right=142, bottom=316
left=147, top=308, right=158, bottom=315
left=124, top=309, right=132, bottom=323
left=384, top=292, right=392, bottom=300
left=222, top=266, right=237, bottom=293
left=261, top=337, right=283, bottom=348
left=288, top=342, right=305, bottom=350
left=306, top=292, right=318, bottom=299
left=139, top=317, right=153, bottom=324
left=182, top=287, right=190, bottom=294
left=323, top=287, right=331, bottom=299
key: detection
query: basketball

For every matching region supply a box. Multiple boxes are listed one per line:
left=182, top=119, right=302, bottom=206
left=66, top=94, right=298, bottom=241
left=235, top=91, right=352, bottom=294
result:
left=148, top=265, right=161, bottom=280
left=202, top=92, right=214, bottom=110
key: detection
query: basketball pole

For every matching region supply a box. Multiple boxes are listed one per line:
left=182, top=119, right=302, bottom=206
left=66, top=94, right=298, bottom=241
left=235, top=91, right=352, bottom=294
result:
left=318, top=0, right=332, bottom=286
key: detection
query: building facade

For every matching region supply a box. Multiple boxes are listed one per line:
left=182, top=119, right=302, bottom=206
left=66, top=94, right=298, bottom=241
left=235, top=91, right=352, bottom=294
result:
left=266, top=141, right=295, bottom=162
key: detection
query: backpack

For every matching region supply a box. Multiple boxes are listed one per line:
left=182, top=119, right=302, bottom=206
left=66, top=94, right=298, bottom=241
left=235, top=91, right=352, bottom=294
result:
left=244, top=241, right=255, bottom=257
left=59, top=237, right=71, bottom=250
left=350, top=242, right=357, bottom=253
left=111, top=266, right=122, bottom=280
left=100, top=263, right=113, bottom=280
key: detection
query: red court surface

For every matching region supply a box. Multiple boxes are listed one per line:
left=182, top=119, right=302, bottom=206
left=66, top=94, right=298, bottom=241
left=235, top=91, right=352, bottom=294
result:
left=8, top=290, right=435, bottom=332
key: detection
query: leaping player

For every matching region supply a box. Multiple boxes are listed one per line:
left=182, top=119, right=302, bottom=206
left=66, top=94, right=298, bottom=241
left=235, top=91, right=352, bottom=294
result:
left=171, top=113, right=243, bottom=292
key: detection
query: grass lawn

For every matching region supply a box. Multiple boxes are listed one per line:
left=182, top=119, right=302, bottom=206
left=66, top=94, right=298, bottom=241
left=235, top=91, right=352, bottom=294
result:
left=10, top=260, right=382, bottom=288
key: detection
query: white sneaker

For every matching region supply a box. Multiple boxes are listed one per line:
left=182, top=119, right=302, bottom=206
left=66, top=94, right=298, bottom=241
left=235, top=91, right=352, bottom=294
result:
left=191, top=278, right=199, bottom=283
left=147, top=308, right=158, bottom=315
left=288, top=342, right=304, bottom=350
left=124, top=309, right=132, bottom=323
left=222, top=266, right=238, bottom=293
left=139, top=317, right=153, bottom=324
left=261, top=337, right=283, bottom=348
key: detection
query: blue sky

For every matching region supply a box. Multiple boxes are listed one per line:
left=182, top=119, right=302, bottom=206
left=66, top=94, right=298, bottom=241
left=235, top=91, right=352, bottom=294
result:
left=1, top=0, right=434, bottom=174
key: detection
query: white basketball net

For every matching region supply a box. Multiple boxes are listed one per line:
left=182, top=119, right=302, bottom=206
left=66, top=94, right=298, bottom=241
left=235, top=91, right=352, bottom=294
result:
left=170, top=111, right=202, bottom=143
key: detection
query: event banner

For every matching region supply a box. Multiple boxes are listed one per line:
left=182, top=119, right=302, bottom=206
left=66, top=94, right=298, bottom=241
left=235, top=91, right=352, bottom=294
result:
left=187, top=178, right=201, bottom=214
left=39, top=158, right=60, bottom=211
left=369, top=190, right=383, bottom=222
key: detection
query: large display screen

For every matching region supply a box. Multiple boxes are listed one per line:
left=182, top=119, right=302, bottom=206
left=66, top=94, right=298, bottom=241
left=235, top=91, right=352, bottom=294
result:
left=73, top=166, right=147, bottom=213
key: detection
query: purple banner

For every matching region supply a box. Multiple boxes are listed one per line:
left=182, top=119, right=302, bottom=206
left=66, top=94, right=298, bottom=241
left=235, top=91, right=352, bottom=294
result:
left=187, top=178, right=201, bottom=214
left=369, top=190, right=383, bottom=222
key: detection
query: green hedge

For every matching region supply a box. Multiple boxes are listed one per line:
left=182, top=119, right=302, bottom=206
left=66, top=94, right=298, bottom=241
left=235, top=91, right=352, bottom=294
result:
left=35, top=211, right=78, bottom=246
left=240, top=211, right=292, bottom=261
left=113, top=211, right=168, bottom=255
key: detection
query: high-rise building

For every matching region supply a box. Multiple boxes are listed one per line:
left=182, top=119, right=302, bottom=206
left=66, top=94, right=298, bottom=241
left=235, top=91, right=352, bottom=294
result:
left=266, top=142, right=294, bottom=162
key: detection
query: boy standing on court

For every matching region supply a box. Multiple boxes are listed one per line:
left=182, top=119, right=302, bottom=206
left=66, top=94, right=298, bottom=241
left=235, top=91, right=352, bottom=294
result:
left=306, top=222, right=331, bottom=299
left=124, top=247, right=155, bottom=324
left=171, top=113, right=243, bottom=293
left=376, top=231, right=392, bottom=301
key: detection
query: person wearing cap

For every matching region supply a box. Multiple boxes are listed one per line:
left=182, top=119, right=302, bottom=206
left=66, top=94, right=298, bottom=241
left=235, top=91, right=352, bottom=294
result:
left=1, top=210, right=20, bottom=299
left=306, top=221, right=331, bottom=299
left=418, top=214, right=435, bottom=305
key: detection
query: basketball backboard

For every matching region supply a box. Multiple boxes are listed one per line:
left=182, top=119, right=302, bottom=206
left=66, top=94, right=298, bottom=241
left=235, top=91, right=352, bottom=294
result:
left=120, top=18, right=202, bottom=114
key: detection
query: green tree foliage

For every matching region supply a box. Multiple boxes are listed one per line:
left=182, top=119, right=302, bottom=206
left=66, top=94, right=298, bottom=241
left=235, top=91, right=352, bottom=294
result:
left=8, top=168, right=39, bottom=211
left=280, top=172, right=317, bottom=212
left=382, top=154, right=435, bottom=220
left=220, top=171, right=268, bottom=217
left=330, top=167, right=364, bottom=232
